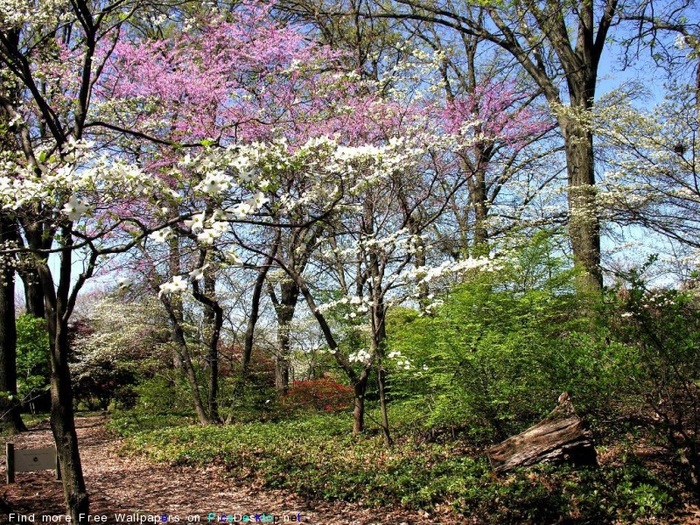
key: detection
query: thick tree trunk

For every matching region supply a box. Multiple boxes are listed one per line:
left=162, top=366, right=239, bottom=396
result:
left=0, top=217, right=26, bottom=434
left=37, top=242, right=89, bottom=522
left=274, top=337, right=290, bottom=395
left=371, top=298, right=391, bottom=446
left=477, top=0, right=609, bottom=291
left=273, top=281, right=298, bottom=396
left=19, top=268, right=45, bottom=318
left=467, top=144, right=493, bottom=258
left=48, top=315, right=89, bottom=521
left=561, top=116, right=602, bottom=291
left=19, top=221, right=51, bottom=317
left=0, top=103, right=27, bottom=433
left=199, top=271, right=221, bottom=424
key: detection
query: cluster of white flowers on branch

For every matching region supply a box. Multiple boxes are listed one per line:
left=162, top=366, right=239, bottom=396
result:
left=154, top=136, right=425, bottom=295
left=0, top=144, right=161, bottom=220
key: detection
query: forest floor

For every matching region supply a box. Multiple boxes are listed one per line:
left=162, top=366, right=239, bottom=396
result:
left=0, top=415, right=462, bottom=524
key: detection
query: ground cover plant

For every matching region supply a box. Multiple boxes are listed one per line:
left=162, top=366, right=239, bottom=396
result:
left=110, top=406, right=681, bottom=524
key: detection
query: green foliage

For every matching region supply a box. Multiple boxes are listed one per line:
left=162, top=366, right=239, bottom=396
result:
left=387, top=236, right=620, bottom=440
left=132, top=375, right=195, bottom=416
left=16, top=314, right=50, bottom=407
left=604, top=261, right=700, bottom=489
left=451, top=459, right=674, bottom=524
left=107, top=411, right=196, bottom=436
left=68, top=294, right=176, bottom=412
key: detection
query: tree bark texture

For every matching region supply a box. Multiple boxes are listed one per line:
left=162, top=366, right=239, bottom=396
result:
left=487, top=394, right=597, bottom=473
left=353, top=374, right=369, bottom=435
left=272, top=280, right=299, bottom=396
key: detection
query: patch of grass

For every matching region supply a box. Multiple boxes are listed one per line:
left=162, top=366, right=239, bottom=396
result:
left=120, top=412, right=488, bottom=508
left=107, top=411, right=196, bottom=437
left=21, top=412, right=49, bottom=427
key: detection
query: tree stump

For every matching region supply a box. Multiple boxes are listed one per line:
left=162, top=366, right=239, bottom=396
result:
left=487, top=393, right=597, bottom=473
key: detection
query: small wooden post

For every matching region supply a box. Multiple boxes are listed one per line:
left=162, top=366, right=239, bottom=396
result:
left=6, top=443, right=15, bottom=484
left=55, top=454, right=61, bottom=481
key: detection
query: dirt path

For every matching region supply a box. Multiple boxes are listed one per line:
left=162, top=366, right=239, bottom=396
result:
left=0, top=416, right=461, bottom=525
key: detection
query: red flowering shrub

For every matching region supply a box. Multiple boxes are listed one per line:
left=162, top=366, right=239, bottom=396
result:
left=282, top=378, right=353, bottom=412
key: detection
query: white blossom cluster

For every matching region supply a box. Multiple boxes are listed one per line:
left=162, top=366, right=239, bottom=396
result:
left=403, top=256, right=497, bottom=286
left=387, top=350, right=412, bottom=370
left=0, top=0, right=71, bottom=30
left=317, top=294, right=371, bottom=320
left=0, top=142, right=162, bottom=221
left=157, top=136, right=424, bottom=295
left=348, top=349, right=371, bottom=364
left=593, top=92, right=700, bottom=241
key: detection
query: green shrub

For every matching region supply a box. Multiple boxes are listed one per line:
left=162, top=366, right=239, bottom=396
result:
left=387, top=236, right=620, bottom=441
left=132, top=375, right=194, bottom=416
left=116, top=408, right=679, bottom=523
left=605, top=262, right=700, bottom=492
left=16, top=314, right=50, bottom=412
left=107, top=411, right=195, bottom=437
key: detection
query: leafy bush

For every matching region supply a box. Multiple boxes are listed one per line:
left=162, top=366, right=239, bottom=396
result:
left=107, top=411, right=196, bottom=436
left=70, top=335, right=138, bottom=410
left=387, top=236, right=621, bottom=441
left=16, top=314, right=50, bottom=412
left=132, top=375, right=195, bottom=416
left=605, top=262, right=700, bottom=491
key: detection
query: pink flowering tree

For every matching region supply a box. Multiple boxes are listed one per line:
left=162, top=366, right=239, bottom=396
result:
left=90, top=3, right=414, bottom=416
left=439, top=79, right=556, bottom=256
left=94, top=5, right=558, bottom=442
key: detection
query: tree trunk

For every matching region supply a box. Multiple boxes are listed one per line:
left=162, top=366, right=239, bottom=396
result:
left=161, top=239, right=212, bottom=425
left=371, top=296, right=391, bottom=446
left=272, top=281, right=298, bottom=396
left=161, top=295, right=212, bottom=425
left=19, top=267, right=45, bottom=318
left=288, top=264, right=368, bottom=435
left=353, top=373, right=368, bottom=435
left=0, top=101, right=27, bottom=433
left=466, top=143, right=493, bottom=258
left=376, top=362, right=391, bottom=446
left=18, top=220, right=51, bottom=317
left=0, top=217, right=26, bottom=434
left=48, top=315, right=89, bottom=521
left=37, top=240, right=89, bottom=522
left=561, top=115, right=602, bottom=291
left=227, top=240, right=278, bottom=423
left=197, top=270, right=221, bottom=424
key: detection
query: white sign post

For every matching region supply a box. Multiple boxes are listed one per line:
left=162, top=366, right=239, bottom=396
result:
left=5, top=443, right=61, bottom=483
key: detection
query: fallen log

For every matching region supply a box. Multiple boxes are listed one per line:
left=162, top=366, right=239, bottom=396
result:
left=487, top=393, right=597, bottom=473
